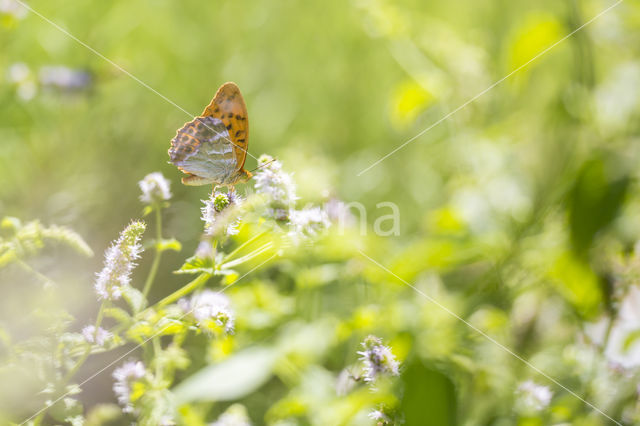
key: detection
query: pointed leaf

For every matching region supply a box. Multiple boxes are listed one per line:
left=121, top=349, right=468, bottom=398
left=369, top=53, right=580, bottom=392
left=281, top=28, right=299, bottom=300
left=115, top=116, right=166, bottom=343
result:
left=173, top=346, right=277, bottom=403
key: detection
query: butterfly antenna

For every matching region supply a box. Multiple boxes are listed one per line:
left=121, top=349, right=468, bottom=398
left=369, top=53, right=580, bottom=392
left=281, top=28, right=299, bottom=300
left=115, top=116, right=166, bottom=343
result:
left=249, top=158, right=277, bottom=173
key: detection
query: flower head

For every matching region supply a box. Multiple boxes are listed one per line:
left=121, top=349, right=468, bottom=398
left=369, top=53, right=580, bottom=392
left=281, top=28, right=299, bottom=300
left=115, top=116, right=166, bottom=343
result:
left=112, top=360, right=146, bottom=413
left=516, top=380, right=552, bottom=411
left=82, top=325, right=112, bottom=346
left=139, top=172, right=172, bottom=205
left=94, top=221, right=145, bottom=300
left=179, top=290, right=235, bottom=334
left=254, top=154, right=297, bottom=220
left=357, top=335, right=400, bottom=384
left=201, top=190, right=242, bottom=237
left=288, top=206, right=330, bottom=243
left=368, top=409, right=391, bottom=425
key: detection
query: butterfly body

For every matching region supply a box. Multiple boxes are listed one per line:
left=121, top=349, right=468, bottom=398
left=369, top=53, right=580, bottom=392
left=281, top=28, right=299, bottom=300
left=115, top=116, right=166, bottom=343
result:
left=169, top=82, right=252, bottom=187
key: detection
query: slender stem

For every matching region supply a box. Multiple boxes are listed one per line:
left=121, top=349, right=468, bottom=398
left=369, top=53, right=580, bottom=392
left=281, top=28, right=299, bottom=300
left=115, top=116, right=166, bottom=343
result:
left=32, top=412, right=44, bottom=426
left=223, top=230, right=267, bottom=262
left=154, top=272, right=211, bottom=309
left=142, top=208, right=163, bottom=298
left=152, top=337, right=162, bottom=382
left=62, top=303, right=106, bottom=384
left=222, top=242, right=273, bottom=269
left=34, top=303, right=108, bottom=424
left=16, top=259, right=54, bottom=287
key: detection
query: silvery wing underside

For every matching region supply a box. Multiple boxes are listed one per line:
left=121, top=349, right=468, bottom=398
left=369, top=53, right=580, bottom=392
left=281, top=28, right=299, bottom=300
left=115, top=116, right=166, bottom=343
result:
left=169, top=116, right=239, bottom=184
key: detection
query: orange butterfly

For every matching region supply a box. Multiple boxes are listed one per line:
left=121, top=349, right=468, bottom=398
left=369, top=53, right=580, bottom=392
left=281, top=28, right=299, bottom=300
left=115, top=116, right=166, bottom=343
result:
left=169, top=82, right=252, bottom=188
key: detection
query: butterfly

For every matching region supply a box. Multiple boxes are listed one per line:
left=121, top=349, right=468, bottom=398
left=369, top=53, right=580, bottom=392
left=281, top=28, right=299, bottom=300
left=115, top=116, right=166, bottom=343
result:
left=169, top=82, right=252, bottom=188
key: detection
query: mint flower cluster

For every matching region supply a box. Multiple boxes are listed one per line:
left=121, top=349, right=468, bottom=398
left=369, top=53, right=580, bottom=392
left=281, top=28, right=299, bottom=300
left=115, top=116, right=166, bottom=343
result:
left=201, top=190, right=243, bottom=237
left=516, top=380, right=552, bottom=411
left=179, top=290, right=236, bottom=334
left=94, top=221, right=145, bottom=300
left=138, top=172, right=172, bottom=205
left=254, top=155, right=330, bottom=242
left=358, top=335, right=400, bottom=384
left=112, top=360, right=146, bottom=413
left=81, top=325, right=112, bottom=346
left=254, top=154, right=298, bottom=221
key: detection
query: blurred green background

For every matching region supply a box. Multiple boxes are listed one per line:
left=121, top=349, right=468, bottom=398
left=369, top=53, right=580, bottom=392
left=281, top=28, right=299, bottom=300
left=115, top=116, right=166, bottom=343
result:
left=2, top=0, right=640, bottom=424
left=2, top=0, right=639, bottom=244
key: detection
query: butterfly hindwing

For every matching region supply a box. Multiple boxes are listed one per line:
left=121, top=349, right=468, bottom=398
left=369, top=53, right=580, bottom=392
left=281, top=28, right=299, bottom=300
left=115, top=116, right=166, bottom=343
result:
left=202, top=82, right=249, bottom=171
left=169, top=116, right=237, bottom=182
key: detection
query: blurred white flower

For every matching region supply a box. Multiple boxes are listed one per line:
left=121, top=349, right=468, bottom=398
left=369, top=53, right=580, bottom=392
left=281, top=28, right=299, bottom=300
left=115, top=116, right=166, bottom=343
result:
left=81, top=325, right=112, bottom=346
left=0, top=0, right=27, bottom=19
left=368, top=409, right=391, bottom=425
left=595, top=62, right=640, bottom=134
left=7, top=62, right=30, bottom=83
left=254, top=154, right=298, bottom=220
left=112, top=360, right=146, bottom=413
left=358, top=335, right=400, bottom=384
left=324, top=197, right=356, bottom=228
left=16, top=81, right=37, bottom=101
left=179, top=290, right=235, bottom=334
left=589, top=287, right=640, bottom=369
left=138, top=172, right=172, bottom=205
left=288, top=206, right=330, bottom=243
left=6, top=62, right=37, bottom=101
left=94, top=221, right=145, bottom=300
left=516, top=380, right=552, bottom=411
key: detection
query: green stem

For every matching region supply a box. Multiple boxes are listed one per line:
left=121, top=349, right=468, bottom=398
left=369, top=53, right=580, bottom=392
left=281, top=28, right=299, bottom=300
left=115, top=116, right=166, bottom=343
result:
left=152, top=337, right=162, bottom=382
left=154, top=273, right=211, bottom=309
left=62, top=302, right=106, bottom=384
left=142, top=208, right=163, bottom=298
left=32, top=412, right=44, bottom=426
left=34, top=303, right=107, bottom=424
left=223, top=230, right=268, bottom=262
left=222, top=242, right=273, bottom=269
left=16, top=259, right=54, bottom=287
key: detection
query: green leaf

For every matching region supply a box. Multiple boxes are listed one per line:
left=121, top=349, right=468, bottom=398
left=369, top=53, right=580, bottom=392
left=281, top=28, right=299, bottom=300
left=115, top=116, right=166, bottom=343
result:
left=548, top=251, right=602, bottom=318
left=569, top=157, right=629, bottom=254
left=173, top=346, right=278, bottom=403
left=175, top=255, right=215, bottom=275
left=85, top=404, right=122, bottom=426
left=156, top=238, right=182, bottom=252
left=1, top=216, right=21, bottom=231
left=41, top=225, right=94, bottom=257
left=153, top=318, right=188, bottom=336
left=122, top=286, right=147, bottom=314
left=401, top=358, right=456, bottom=426
left=0, top=249, right=17, bottom=268
left=104, top=307, right=132, bottom=324
left=126, top=321, right=155, bottom=342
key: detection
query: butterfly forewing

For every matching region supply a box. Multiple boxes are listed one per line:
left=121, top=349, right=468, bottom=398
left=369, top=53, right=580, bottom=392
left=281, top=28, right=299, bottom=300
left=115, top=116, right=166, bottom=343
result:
left=202, top=82, right=249, bottom=171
